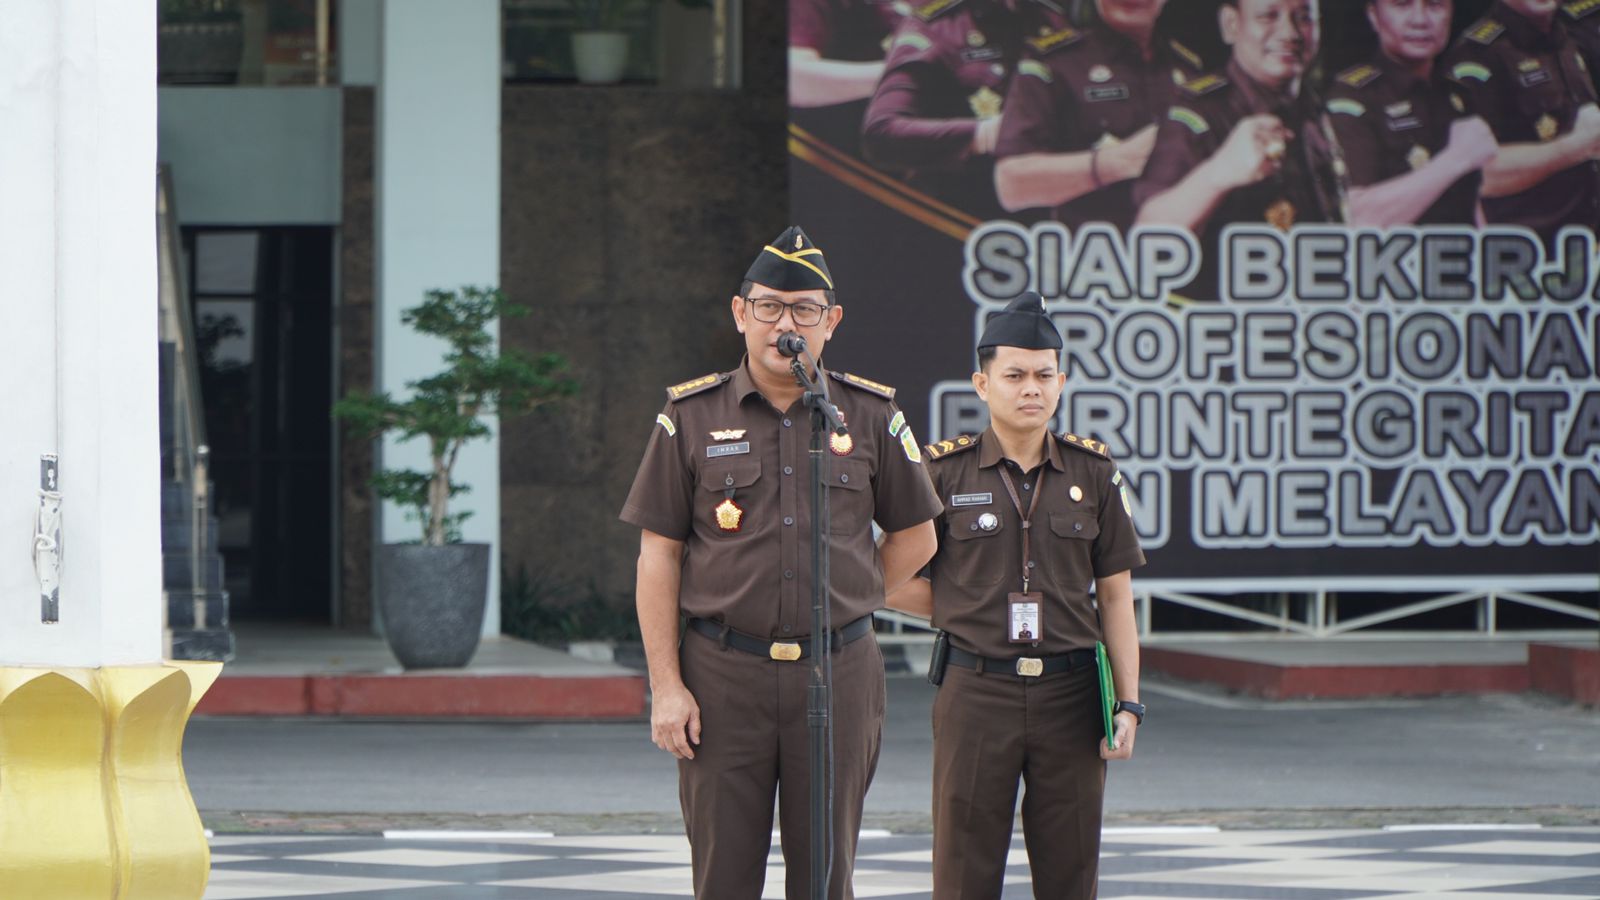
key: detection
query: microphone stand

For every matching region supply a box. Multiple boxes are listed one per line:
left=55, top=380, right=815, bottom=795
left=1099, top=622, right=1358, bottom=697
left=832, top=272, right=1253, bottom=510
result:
left=788, top=348, right=847, bottom=900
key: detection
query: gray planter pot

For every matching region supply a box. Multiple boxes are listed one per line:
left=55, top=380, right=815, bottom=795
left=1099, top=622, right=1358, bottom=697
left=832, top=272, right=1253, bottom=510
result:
left=377, top=543, right=490, bottom=669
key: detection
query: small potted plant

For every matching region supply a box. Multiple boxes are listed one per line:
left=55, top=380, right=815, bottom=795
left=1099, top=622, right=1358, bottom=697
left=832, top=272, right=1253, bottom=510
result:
left=567, top=0, right=651, bottom=83
left=334, top=287, right=577, bottom=669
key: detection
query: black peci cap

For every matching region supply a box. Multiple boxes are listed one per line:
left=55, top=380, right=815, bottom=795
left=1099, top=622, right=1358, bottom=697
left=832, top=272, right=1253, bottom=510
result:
left=744, top=226, right=835, bottom=293
left=977, top=291, right=1062, bottom=351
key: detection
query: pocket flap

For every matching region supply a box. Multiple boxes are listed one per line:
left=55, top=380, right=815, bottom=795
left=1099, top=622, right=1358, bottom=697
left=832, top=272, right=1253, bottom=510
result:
left=700, top=459, right=762, bottom=492
left=1049, top=511, right=1099, bottom=540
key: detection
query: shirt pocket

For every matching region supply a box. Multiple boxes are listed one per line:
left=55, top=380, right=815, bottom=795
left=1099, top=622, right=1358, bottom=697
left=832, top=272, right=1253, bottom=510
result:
left=1044, top=510, right=1099, bottom=587
left=698, top=459, right=762, bottom=538
left=943, top=508, right=1007, bottom=586
left=826, top=458, right=873, bottom=536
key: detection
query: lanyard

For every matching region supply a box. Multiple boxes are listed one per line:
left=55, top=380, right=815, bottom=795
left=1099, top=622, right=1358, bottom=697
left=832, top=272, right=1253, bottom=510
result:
left=995, top=463, right=1045, bottom=594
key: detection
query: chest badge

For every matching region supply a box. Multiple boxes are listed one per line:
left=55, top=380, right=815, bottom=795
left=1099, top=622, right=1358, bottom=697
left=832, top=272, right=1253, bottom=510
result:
left=830, top=431, right=854, bottom=456
left=969, top=85, right=1003, bottom=118
left=1537, top=114, right=1559, bottom=141
left=1451, top=93, right=1466, bottom=113
left=967, top=29, right=985, bottom=47
left=1089, top=65, right=1112, bottom=83
left=977, top=512, right=999, bottom=532
left=1069, top=484, right=1084, bottom=502
left=710, top=429, right=746, bottom=441
left=1265, top=198, right=1296, bottom=232
left=714, top=498, right=745, bottom=532
left=1407, top=144, right=1431, bottom=171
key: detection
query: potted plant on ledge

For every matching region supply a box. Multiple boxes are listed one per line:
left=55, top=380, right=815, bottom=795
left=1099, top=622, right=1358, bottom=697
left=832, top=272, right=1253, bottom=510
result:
left=335, top=286, right=578, bottom=669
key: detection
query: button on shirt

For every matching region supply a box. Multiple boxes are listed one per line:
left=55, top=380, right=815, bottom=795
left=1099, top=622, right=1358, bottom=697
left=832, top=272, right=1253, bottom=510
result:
left=924, top=429, right=1144, bottom=658
left=996, top=26, right=1203, bottom=230
left=621, top=363, right=943, bottom=639
left=1446, top=2, right=1600, bottom=244
left=1326, top=53, right=1482, bottom=225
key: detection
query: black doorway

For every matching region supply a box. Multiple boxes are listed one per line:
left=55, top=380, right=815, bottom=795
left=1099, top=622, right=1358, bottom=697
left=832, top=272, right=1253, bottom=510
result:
left=186, top=227, right=335, bottom=622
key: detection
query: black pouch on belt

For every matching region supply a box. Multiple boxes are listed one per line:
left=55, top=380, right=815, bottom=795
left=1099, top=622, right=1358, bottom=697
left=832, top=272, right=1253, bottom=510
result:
left=927, top=631, right=950, bottom=686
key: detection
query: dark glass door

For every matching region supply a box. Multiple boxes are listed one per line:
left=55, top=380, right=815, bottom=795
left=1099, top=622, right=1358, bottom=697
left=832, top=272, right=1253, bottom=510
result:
left=187, top=227, right=334, bottom=621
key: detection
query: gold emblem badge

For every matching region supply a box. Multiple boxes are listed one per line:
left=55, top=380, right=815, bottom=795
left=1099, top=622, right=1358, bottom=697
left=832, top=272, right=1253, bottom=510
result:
left=1519, top=58, right=1542, bottom=72
left=1407, top=144, right=1431, bottom=171
left=1538, top=114, right=1559, bottom=141
left=1089, top=65, right=1112, bottom=83
left=794, top=233, right=804, bottom=250
left=1265, top=199, right=1296, bottom=232
left=710, top=429, right=746, bottom=441
left=714, top=498, right=744, bottom=532
left=1173, top=68, right=1185, bottom=85
left=1451, top=93, right=1466, bottom=113
left=969, top=85, right=1003, bottom=119
left=967, top=29, right=985, bottom=47
left=1386, top=101, right=1413, bottom=117
left=830, top=432, right=854, bottom=456
left=1069, top=485, right=1084, bottom=502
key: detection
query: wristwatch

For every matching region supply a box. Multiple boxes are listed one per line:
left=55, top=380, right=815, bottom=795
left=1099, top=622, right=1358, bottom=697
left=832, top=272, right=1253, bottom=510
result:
left=1113, top=700, right=1146, bottom=725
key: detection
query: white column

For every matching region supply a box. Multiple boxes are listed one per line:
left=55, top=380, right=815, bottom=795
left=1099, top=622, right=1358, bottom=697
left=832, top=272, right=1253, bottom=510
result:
left=376, top=0, right=503, bottom=634
left=0, top=1, right=161, bottom=667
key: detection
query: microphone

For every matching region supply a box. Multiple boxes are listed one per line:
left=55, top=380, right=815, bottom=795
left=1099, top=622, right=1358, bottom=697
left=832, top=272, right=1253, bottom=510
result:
left=776, top=333, right=808, bottom=358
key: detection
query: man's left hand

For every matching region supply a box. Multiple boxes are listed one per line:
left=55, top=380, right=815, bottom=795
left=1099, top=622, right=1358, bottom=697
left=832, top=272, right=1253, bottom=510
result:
left=1100, top=711, right=1137, bottom=760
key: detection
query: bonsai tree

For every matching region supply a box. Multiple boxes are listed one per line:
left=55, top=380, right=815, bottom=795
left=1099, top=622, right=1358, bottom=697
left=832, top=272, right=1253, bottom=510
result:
left=334, top=286, right=577, bottom=546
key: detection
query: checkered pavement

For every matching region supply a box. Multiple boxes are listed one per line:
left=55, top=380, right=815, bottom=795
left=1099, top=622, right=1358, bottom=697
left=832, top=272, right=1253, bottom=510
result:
left=203, top=826, right=1600, bottom=899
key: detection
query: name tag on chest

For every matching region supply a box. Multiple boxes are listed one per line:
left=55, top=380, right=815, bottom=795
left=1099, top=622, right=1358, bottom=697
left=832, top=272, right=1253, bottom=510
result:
left=950, top=492, right=993, bottom=507
left=706, top=442, right=751, bottom=458
left=1085, top=84, right=1130, bottom=103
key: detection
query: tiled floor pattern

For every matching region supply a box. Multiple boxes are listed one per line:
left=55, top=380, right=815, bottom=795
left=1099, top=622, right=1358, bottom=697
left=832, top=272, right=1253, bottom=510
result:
left=205, top=827, right=1600, bottom=899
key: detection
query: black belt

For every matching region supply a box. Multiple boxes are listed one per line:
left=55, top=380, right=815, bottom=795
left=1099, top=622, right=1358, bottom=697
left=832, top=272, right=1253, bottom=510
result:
left=947, top=645, right=1094, bottom=678
left=687, top=615, right=874, bottom=661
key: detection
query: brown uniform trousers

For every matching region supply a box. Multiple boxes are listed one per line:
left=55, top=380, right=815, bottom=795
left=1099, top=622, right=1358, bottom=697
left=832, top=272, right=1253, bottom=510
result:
left=932, top=661, right=1106, bottom=900
left=679, top=626, right=887, bottom=900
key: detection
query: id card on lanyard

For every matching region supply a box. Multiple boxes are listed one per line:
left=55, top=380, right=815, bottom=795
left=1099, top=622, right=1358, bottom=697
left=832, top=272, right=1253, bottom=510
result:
left=997, top=465, right=1044, bottom=646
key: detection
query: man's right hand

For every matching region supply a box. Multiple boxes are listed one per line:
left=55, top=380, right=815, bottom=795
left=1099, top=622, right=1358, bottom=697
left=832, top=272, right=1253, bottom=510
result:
left=650, top=682, right=702, bottom=760
left=1572, top=104, right=1600, bottom=158
left=1442, top=116, right=1497, bottom=173
left=1105, top=124, right=1159, bottom=184
left=1210, top=114, right=1293, bottom=189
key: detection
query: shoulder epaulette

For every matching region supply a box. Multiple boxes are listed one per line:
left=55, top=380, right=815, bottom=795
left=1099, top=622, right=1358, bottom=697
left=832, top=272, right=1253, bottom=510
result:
left=1059, top=431, right=1111, bottom=459
left=914, top=0, right=964, bottom=22
left=1336, top=63, right=1381, bottom=88
left=830, top=370, right=896, bottom=399
left=1466, top=19, right=1505, bottom=44
left=1180, top=72, right=1228, bottom=97
left=1025, top=26, right=1081, bottom=55
left=1168, top=39, right=1202, bottom=72
left=666, top=372, right=728, bottom=401
left=1566, top=0, right=1600, bottom=19
left=924, top=434, right=979, bottom=460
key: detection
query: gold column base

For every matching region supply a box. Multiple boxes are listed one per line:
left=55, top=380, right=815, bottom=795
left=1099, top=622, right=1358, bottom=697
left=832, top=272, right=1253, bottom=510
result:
left=0, top=661, right=222, bottom=899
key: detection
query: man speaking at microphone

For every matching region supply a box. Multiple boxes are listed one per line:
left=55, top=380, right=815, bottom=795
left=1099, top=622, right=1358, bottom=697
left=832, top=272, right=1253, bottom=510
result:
left=621, top=226, right=942, bottom=899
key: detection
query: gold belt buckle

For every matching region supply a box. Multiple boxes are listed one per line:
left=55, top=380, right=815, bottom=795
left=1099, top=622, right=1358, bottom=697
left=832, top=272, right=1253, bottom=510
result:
left=1016, top=658, right=1044, bottom=677
left=770, top=642, right=803, bottom=661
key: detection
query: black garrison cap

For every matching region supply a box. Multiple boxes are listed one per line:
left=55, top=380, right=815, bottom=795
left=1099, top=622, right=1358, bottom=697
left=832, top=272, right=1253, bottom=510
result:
left=977, top=291, right=1062, bottom=351
left=744, top=226, right=835, bottom=293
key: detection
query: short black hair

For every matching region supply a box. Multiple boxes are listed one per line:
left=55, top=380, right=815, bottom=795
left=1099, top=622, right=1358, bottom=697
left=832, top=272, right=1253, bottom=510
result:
left=977, top=346, right=998, bottom=372
left=740, top=280, right=837, bottom=306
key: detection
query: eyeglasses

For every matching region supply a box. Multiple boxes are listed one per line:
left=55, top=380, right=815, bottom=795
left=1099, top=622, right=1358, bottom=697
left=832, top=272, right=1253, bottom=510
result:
left=745, top=297, right=828, bottom=327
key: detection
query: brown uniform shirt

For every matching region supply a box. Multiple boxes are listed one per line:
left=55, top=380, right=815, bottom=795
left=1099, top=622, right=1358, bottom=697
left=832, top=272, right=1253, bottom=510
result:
left=1446, top=2, right=1600, bottom=244
left=995, top=24, right=1204, bottom=230
left=860, top=0, right=1071, bottom=220
left=1134, top=59, right=1346, bottom=299
left=1562, top=0, right=1600, bottom=76
left=1326, top=54, right=1482, bottom=225
left=922, top=429, right=1144, bottom=658
left=621, top=362, right=943, bottom=639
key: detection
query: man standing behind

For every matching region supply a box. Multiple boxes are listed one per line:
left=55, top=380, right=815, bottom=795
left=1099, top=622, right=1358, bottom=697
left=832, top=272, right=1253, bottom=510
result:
left=621, top=227, right=942, bottom=900
left=994, top=0, right=1204, bottom=229
left=888, top=293, right=1146, bottom=900
left=1446, top=0, right=1600, bottom=248
left=1134, top=0, right=1343, bottom=298
left=1327, top=0, right=1498, bottom=227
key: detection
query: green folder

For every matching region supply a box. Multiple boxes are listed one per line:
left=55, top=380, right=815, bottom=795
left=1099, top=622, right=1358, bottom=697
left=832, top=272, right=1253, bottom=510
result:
left=1095, top=641, right=1117, bottom=750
